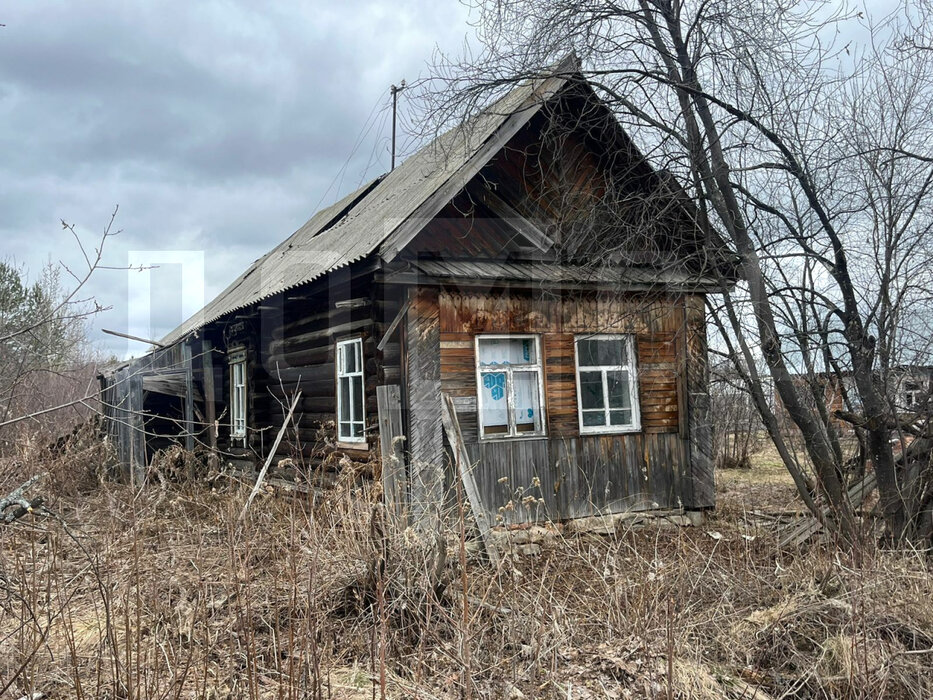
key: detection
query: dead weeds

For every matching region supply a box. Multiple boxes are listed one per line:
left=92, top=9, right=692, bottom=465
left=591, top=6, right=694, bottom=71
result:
left=1, top=450, right=932, bottom=699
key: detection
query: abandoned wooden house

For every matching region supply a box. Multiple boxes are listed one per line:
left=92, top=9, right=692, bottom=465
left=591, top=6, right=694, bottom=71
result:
left=99, top=57, right=735, bottom=529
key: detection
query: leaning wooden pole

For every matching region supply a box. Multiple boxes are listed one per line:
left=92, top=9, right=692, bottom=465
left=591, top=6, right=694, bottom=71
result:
left=239, top=390, right=301, bottom=522
left=440, top=393, right=499, bottom=565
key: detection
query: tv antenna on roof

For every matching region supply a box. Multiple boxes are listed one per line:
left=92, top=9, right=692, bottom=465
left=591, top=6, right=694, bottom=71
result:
left=390, top=80, right=406, bottom=171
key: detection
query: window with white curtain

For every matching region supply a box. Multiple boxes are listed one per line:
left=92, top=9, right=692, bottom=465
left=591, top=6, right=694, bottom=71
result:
left=476, top=335, right=545, bottom=439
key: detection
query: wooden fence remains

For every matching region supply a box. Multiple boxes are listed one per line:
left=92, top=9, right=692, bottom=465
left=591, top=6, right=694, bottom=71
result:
left=778, top=471, right=878, bottom=547
left=377, top=385, right=408, bottom=526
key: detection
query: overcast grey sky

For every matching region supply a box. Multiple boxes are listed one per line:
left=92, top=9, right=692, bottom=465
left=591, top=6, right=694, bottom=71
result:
left=0, top=1, right=473, bottom=358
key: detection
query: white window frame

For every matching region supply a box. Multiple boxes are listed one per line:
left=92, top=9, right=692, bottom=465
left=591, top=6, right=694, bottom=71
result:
left=229, top=347, right=247, bottom=440
left=475, top=334, right=547, bottom=441
left=336, top=337, right=366, bottom=443
left=574, top=334, right=641, bottom=435
left=903, top=381, right=923, bottom=409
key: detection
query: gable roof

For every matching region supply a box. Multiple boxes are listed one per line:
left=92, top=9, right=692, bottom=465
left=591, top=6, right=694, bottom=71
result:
left=161, top=57, right=579, bottom=345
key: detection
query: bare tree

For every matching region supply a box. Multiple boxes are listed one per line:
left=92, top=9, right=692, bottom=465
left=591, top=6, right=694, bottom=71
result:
left=0, top=210, right=121, bottom=469
left=423, top=0, right=933, bottom=544
left=709, top=359, right=764, bottom=471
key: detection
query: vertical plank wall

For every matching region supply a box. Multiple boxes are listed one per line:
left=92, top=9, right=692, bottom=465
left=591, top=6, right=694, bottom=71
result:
left=684, top=294, right=714, bottom=508
left=406, top=287, right=446, bottom=529
left=100, top=344, right=185, bottom=480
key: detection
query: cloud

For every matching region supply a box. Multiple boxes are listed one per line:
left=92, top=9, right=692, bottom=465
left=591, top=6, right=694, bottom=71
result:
left=0, top=0, right=471, bottom=358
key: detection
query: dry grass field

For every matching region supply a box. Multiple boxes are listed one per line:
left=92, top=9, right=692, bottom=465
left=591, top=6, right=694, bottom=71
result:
left=1, top=441, right=932, bottom=699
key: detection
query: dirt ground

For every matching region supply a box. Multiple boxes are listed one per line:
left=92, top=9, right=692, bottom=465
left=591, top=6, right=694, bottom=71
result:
left=2, top=446, right=932, bottom=699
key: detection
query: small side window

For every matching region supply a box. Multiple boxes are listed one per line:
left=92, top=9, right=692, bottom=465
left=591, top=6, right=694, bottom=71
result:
left=229, top=348, right=247, bottom=440
left=574, top=334, right=640, bottom=434
left=336, top=338, right=366, bottom=442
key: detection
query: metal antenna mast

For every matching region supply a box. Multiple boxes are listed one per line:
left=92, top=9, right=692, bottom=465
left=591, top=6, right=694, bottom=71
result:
left=390, top=80, right=406, bottom=171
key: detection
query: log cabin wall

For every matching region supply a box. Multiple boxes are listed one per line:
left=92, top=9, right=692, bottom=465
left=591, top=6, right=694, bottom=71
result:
left=203, top=262, right=405, bottom=473
left=413, top=285, right=706, bottom=525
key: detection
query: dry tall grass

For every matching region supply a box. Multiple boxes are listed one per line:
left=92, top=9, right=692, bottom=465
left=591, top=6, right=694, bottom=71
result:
left=2, top=446, right=932, bottom=699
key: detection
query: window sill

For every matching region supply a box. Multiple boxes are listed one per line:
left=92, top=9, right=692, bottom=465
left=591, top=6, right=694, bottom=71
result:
left=579, top=426, right=642, bottom=436
left=335, top=441, right=368, bottom=451
left=478, top=434, right=548, bottom=443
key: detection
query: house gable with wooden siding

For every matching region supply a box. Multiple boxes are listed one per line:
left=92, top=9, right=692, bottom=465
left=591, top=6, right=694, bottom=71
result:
left=99, top=57, right=734, bottom=526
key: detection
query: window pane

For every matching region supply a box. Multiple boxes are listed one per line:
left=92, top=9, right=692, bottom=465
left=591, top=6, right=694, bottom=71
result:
left=478, top=337, right=536, bottom=366
left=231, top=360, right=247, bottom=436
left=599, top=338, right=627, bottom=366
left=609, top=409, right=633, bottom=426
left=606, top=370, right=631, bottom=409
left=582, top=410, right=606, bottom=427
left=351, top=375, right=363, bottom=420
left=350, top=421, right=364, bottom=438
left=577, top=339, right=600, bottom=367
left=578, top=337, right=627, bottom=367
left=479, top=371, right=508, bottom=432
left=339, top=376, right=351, bottom=422
left=513, top=371, right=541, bottom=433
left=579, top=371, right=604, bottom=410
left=340, top=342, right=360, bottom=374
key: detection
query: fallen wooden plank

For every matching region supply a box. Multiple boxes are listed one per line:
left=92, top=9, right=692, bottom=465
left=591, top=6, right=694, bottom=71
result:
left=778, top=471, right=877, bottom=547
left=440, top=393, right=499, bottom=566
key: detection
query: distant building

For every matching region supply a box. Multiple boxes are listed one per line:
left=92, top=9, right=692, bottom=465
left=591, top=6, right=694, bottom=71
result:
left=775, top=366, right=932, bottom=436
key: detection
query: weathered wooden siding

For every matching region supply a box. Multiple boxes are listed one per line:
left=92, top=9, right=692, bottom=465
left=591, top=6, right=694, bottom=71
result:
left=683, top=294, right=714, bottom=508
left=403, top=100, right=691, bottom=267
left=432, top=287, right=700, bottom=524
left=100, top=261, right=406, bottom=479
left=205, top=262, right=405, bottom=471
left=406, top=286, right=446, bottom=528
left=100, top=344, right=188, bottom=482
left=438, top=289, right=684, bottom=436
